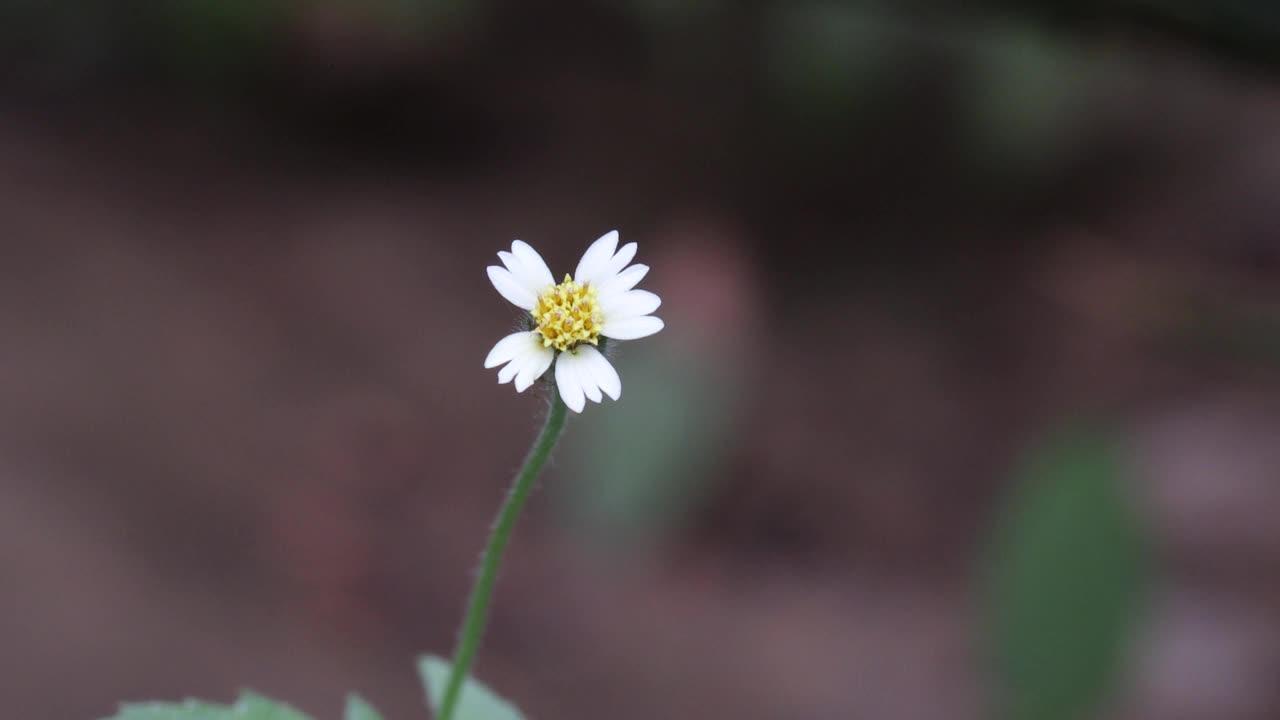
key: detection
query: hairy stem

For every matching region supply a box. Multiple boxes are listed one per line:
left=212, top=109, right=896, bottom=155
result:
left=439, top=394, right=568, bottom=720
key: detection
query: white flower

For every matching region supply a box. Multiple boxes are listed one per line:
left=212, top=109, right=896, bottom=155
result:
left=483, top=231, right=664, bottom=412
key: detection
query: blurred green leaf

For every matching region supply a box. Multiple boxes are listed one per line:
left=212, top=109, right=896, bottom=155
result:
left=106, top=692, right=312, bottom=720
left=105, top=701, right=229, bottom=720
left=419, top=656, right=526, bottom=720
left=986, top=427, right=1147, bottom=720
left=1164, top=296, right=1280, bottom=370
left=146, top=0, right=290, bottom=82
left=967, top=24, right=1084, bottom=174
left=344, top=695, right=384, bottom=720
left=764, top=4, right=905, bottom=119
left=560, top=352, right=739, bottom=554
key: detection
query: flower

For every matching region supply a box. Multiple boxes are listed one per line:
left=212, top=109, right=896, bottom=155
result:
left=483, top=230, right=664, bottom=412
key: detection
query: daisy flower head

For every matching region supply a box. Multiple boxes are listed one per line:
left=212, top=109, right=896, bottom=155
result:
left=483, top=231, right=664, bottom=412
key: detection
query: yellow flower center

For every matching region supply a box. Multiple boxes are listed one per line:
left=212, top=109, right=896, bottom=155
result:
left=531, top=275, right=602, bottom=352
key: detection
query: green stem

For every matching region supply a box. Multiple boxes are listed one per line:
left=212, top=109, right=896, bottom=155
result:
left=439, top=394, right=568, bottom=720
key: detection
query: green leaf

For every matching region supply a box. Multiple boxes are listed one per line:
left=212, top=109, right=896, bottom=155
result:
left=106, top=700, right=230, bottom=720
left=344, top=695, right=384, bottom=720
left=232, top=693, right=311, bottom=719
left=986, top=427, right=1148, bottom=720
left=418, top=656, right=526, bottom=720
left=105, top=692, right=312, bottom=720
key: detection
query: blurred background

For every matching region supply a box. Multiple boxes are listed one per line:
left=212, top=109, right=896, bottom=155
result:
left=2, top=1, right=1279, bottom=719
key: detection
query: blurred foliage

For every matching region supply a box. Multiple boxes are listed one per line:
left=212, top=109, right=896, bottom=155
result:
left=141, top=0, right=291, bottom=84
left=1165, top=297, right=1280, bottom=372
left=984, top=427, right=1148, bottom=720
left=2, top=0, right=1276, bottom=193
left=343, top=696, right=385, bottom=720
left=421, top=656, right=526, bottom=720
left=964, top=23, right=1089, bottom=175
left=0, top=0, right=286, bottom=90
left=0, top=0, right=481, bottom=92
left=106, top=692, right=311, bottom=720
left=559, top=350, right=741, bottom=556
left=102, top=657, right=529, bottom=720
left=763, top=4, right=910, bottom=126
left=5, top=0, right=1280, bottom=91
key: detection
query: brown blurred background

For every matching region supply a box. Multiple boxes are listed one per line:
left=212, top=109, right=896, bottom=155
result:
left=2, top=1, right=1280, bottom=719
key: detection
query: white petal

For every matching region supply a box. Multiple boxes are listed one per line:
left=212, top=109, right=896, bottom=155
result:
left=592, top=242, right=637, bottom=286
left=497, top=250, right=522, bottom=275
left=487, top=266, right=536, bottom=310
left=595, top=264, right=649, bottom=301
left=580, top=376, right=602, bottom=403
left=497, top=349, right=531, bottom=384
left=577, top=345, right=621, bottom=400
left=603, top=315, right=665, bottom=340
left=554, top=353, right=586, bottom=412
left=573, top=230, right=619, bottom=286
left=601, top=289, right=661, bottom=320
left=578, top=364, right=603, bottom=403
left=484, top=331, right=540, bottom=368
left=561, top=349, right=603, bottom=403
left=514, top=344, right=555, bottom=392
left=510, top=240, right=555, bottom=291
left=497, top=251, right=535, bottom=294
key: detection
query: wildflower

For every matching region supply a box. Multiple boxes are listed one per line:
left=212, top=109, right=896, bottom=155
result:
left=484, top=231, right=664, bottom=412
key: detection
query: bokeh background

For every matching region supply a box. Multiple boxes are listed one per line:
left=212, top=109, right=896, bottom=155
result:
left=3, top=1, right=1280, bottom=719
